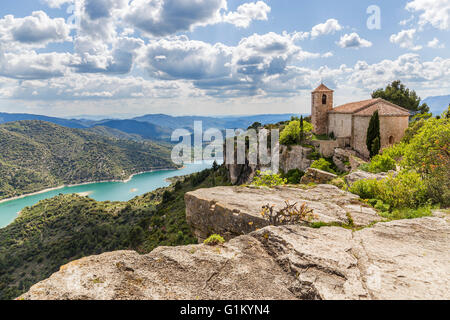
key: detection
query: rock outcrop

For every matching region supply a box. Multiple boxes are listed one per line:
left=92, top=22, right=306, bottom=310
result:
left=280, top=145, right=313, bottom=173
left=345, top=170, right=392, bottom=186
left=185, top=185, right=381, bottom=241
left=300, top=168, right=338, bottom=185
left=20, top=212, right=450, bottom=300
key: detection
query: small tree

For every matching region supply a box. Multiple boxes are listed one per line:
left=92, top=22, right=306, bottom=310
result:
left=372, top=80, right=430, bottom=116
left=299, top=115, right=305, bottom=144
left=366, top=111, right=381, bottom=157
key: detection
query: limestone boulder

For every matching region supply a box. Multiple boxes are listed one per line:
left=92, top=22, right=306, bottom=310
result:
left=345, top=170, right=391, bottom=186
left=280, top=145, right=313, bottom=173
left=20, top=213, right=450, bottom=300
left=185, top=185, right=381, bottom=241
left=300, top=168, right=338, bottom=185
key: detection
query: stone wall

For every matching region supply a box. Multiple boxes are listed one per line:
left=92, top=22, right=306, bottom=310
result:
left=327, top=113, right=352, bottom=138
left=352, top=116, right=371, bottom=158
left=380, top=116, right=409, bottom=148
left=352, top=115, right=409, bottom=158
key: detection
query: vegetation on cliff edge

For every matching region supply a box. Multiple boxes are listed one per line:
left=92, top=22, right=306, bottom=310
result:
left=0, top=165, right=230, bottom=300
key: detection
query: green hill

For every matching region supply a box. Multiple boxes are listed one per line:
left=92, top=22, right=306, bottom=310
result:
left=0, top=120, right=176, bottom=200
left=0, top=165, right=230, bottom=300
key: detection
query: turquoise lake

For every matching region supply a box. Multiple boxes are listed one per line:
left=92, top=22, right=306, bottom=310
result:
left=0, top=161, right=216, bottom=229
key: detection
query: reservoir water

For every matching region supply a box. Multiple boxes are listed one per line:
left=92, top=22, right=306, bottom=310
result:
left=0, top=161, right=215, bottom=228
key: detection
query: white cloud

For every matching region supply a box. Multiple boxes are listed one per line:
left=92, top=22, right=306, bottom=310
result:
left=222, top=1, right=271, bottom=28
left=406, top=0, right=450, bottom=30
left=427, top=37, right=445, bottom=48
left=43, top=0, right=74, bottom=8
left=337, top=33, right=372, bottom=49
left=0, top=49, right=71, bottom=79
left=141, top=36, right=232, bottom=80
left=310, top=19, right=342, bottom=38
left=123, top=0, right=227, bottom=37
left=390, top=29, right=422, bottom=51
left=0, top=11, right=71, bottom=49
left=6, top=73, right=196, bottom=100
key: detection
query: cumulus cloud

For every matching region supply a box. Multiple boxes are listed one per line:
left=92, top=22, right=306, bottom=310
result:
left=222, top=1, right=271, bottom=28
left=72, top=35, right=144, bottom=74
left=6, top=73, right=197, bottom=100
left=337, top=33, right=372, bottom=49
left=0, top=11, right=71, bottom=49
left=123, top=0, right=227, bottom=36
left=138, top=32, right=326, bottom=96
left=310, top=19, right=342, bottom=38
left=0, top=48, right=71, bottom=80
left=390, top=29, right=422, bottom=51
left=427, top=37, right=445, bottom=48
left=141, top=36, right=232, bottom=80
left=406, top=0, right=450, bottom=30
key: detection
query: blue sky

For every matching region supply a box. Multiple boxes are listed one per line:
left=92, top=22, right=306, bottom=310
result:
left=0, top=0, right=449, bottom=117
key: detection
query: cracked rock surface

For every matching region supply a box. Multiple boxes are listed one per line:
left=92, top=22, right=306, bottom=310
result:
left=20, top=212, right=449, bottom=300
left=185, top=185, right=381, bottom=241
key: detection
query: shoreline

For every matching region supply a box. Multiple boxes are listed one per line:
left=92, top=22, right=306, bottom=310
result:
left=0, top=166, right=179, bottom=205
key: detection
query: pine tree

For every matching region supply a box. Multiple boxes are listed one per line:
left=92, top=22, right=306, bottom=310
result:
left=366, top=111, right=381, bottom=157
left=299, top=115, right=304, bottom=144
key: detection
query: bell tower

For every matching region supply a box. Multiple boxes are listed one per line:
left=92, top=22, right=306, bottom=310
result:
left=311, top=83, right=334, bottom=135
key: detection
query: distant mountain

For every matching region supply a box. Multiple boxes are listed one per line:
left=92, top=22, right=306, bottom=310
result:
left=422, top=95, right=450, bottom=115
left=0, top=112, right=87, bottom=128
left=86, top=125, right=146, bottom=141
left=0, top=112, right=299, bottom=142
left=133, top=113, right=298, bottom=130
left=0, top=120, right=176, bottom=200
left=95, top=119, right=173, bottom=141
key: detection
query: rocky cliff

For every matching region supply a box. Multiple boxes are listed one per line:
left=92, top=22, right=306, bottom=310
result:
left=185, top=185, right=381, bottom=241
left=20, top=210, right=449, bottom=300
left=19, top=183, right=449, bottom=300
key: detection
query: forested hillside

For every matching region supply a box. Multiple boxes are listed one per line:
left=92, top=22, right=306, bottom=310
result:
left=0, top=121, right=176, bottom=200
left=0, top=165, right=230, bottom=300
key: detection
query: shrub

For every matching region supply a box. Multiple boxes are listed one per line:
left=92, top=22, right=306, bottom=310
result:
left=401, top=118, right=450, bottom=206
left=380, top=205, right=433, bottom=220
left=366, top=153, right=396, bottom=173
left=311, top=158, right=336, bottom=174
left=330, top=177, right=346, bottom=189
left=252, top=170, right=287, bottom=187
left=204, top=234, right=225, bottom=246
left=382, top=142, right=406, bottom=161
left=350, top=171, right=428, bottom=209
left=283, top=169, right=304, bottom=184
left=349, top=179, right=379, bottom=200
left=280, top=120, right=312, bottom=145
left=260, top=201, right=315, bottom=226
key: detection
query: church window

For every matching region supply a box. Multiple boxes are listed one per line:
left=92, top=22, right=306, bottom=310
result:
left=389, top=136, right=394, bottom=145
left=322, top=94, right=327, bottom=105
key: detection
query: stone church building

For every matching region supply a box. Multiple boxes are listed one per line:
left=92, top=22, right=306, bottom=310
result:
left=311, top=84, right=410, bottom=158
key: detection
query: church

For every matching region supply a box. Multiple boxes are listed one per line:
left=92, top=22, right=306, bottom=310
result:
left=311, top=84, right=410, bottom=158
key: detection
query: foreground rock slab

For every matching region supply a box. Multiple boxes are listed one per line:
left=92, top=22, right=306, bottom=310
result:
left=20, top=214, right=450, bottom=300
left=185, top=185, right=381, bottom=241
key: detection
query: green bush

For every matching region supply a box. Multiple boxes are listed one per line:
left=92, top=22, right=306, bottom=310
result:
left=280, top=120, right=312, bottom=145
left=366, top=153, right=396, bottom=173
left=401, top=118, right=450, bottom=207
left=349, top=179, right=379, bottom=200
left=311, top=158, right=336, bottom=174
left=350, top=171, right=428, bottom=209
left=283, top=169, right=304, bottom=184
left=204, top=234, right=225, bottom=246
left=252, top=170, right=287, bottom=187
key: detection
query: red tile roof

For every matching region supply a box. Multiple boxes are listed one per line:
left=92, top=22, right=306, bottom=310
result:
left=329, top=98, right=410, bottom=116
left=312, top=83, right=334, bottom=92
